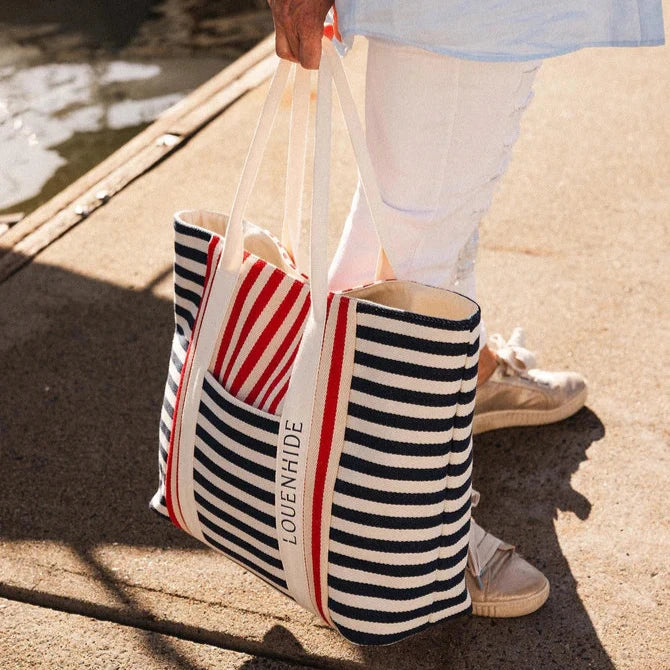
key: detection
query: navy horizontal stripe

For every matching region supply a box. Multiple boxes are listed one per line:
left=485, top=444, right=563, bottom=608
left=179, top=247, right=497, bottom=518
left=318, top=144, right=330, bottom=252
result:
left=454, top=411, right=475, bottom=430
left=451, top=434, right=472, bottom=454
left=194, top=445, right=274, bottom=506
left=329, top=550, right=438, bottom=577
left=348, top=402, right=455, bottom=432
left=162, top=396, right=174, bottom=420
left=344, top=427, right=449, bottom=458
left=442, top=496, right=470, bottom=525
left=195, top=490, right=279, bottom=551
left=170, top=348, right=184, bottom=374
left=457, top=387, right=477, bottom=406
left=331, top=497, right=469, bottom=530
left=334, top=618, right=431, bottom=646
left=199, top=397, right=276, bottom=459
left=195, top=423, right=275, bottom=482
left=331, top=503, right=443, bottom=530
left=174, top=261, right=205, bottom=287
left=193, top=468, right=275, bottom=528
left=149, top=499, right=169, bottom=520
left=159, top=419, right=171, bottom=441
left=166, top=373, right=178, bottom=395
left=355, top=350, right=472, bottom=382
left=356, top=300, right=479, bottom=332
left=446, top=449, right=473, bottom=479
left=334, top=478, right=446, bottom=506
left=330, top=527, right=441, bottom=554
left=175, top=304, right=195, bottom=330
left=329, top=570, right=463, bottom=602
left=356, top=325, right=470, bottom=357
left=444, top=477, right=472, bottom=502
left=174, top=283, right=201, bottom=309
left=333, top=593, right=470, bottom=645
left=202, top=530, right=287, bottom=590
left=175, top=220, right=213, bottom=242
left=329, top=542, right=468, bottom=577
left=440, top=516, right=471, bottom=547
left=199, top=513, right=283, bottom=571
left=202, top=376, right=279, bottom=435
left=158, top=442, right=168, bottom=463
left=175, top=333, right=190, bottom=352
left=338, top=452, right=447, bottom=482
left=328, top=587, right=468, bottom=625
left=351, top=376, right=459, bottom=408
left=175, top=241, right=208, bottom=266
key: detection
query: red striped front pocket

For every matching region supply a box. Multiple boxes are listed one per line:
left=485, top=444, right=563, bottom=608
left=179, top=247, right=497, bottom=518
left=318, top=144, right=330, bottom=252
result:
left=210, top=252, right=310, bottom=416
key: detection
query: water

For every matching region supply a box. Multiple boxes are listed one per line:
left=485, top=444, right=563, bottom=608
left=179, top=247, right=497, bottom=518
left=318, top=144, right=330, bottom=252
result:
left=0, top=0, right=273, bottom=217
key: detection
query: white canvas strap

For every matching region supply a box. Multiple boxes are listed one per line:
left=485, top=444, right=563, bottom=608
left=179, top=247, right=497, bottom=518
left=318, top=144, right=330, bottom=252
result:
left=275, top=54, right=333, bottom=616
left=321, top=41, right=392, bottom=269
left=276, top=39, right=392, bottom=618
left=281, top=65, right=311, bottom=264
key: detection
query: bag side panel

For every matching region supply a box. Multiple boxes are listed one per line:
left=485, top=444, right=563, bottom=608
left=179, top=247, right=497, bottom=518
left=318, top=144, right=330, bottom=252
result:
left=150, top=220, right=214, bottom=518
left=327, top=301, right=478, bottom=645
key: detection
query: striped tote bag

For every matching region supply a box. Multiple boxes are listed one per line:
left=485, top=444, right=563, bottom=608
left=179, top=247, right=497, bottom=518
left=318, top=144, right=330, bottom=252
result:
left=151, top=39, right=481, bottom=645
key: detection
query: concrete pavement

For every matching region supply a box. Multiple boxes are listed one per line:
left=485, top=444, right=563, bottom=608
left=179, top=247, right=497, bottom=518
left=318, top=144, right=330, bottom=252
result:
left=1, top=23, right=668, bottom=670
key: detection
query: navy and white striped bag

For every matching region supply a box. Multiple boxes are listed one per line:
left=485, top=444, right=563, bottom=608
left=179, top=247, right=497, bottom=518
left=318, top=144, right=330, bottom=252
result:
left=151, top=40, right=480, bottom=645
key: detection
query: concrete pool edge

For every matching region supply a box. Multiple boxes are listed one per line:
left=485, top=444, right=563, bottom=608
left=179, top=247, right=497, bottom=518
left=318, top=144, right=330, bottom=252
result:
left=0, top=33, right=275, bottom=283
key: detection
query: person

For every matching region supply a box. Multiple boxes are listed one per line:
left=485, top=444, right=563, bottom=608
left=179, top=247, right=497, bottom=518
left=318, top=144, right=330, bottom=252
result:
left=266, top=0, right=665, bottom=617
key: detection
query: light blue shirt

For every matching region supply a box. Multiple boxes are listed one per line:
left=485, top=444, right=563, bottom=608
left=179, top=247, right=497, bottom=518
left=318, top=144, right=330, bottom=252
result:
left=334, top=1, right=665, bottom=61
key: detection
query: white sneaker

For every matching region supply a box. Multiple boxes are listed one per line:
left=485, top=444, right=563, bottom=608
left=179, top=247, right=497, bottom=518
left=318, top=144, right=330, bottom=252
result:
left=467, top=493, right=549, bottom=617
left=473, top=327, right=587, bottom=435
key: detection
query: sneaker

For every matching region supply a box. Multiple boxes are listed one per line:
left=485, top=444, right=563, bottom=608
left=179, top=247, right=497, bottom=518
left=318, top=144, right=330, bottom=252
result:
left=467, top=493, right=549, bottom=617
left=473, top=327, right=587, bottom=435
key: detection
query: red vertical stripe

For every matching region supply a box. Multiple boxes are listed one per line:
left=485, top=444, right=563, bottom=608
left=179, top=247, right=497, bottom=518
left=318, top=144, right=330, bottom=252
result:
left=268, top=378, right=291, bottom=415
left=221, top=267, right=284, bottom=385
left=166, top=235, right=220, bottom=530
left=245, top=291, right=310, bottom=407
left=229, top=279, right=304, bottom=397
left=264, top=295, right=333, bottom=414
left=211, top=258, right=265, bottom=380
left=261, top=338, right=300, bottom=412
left=311, top=297, right=349, bottom=620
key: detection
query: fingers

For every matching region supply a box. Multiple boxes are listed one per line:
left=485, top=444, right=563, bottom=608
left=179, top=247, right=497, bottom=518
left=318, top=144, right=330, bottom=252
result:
left=298, top=30, right=323, bottom=70
left=274, top=27, right=298, bottom=63
left=270, top=2, right=298, bottom=63
left=269, top=0, right=333, bottom=70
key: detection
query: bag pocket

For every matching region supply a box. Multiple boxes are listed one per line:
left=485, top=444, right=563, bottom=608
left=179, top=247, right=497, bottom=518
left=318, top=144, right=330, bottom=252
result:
left=190, top=370, right=289, bottom=593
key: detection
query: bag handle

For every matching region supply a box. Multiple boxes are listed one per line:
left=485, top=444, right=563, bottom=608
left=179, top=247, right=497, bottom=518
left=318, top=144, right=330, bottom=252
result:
left=281, top=65, right=311, bottom=265
left=273, top=52, right=334, bottom=615
left=274, top=40, right=399, bottom=618
left=219, top=39, right=394, bottom=305
left=321, top=39, right=391, bottom=280
left=282, top=43, right=394, bottom=278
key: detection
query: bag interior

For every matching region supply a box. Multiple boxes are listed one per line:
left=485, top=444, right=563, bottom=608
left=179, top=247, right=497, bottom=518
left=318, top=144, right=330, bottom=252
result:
left=178, top=210, right=479, bottom=323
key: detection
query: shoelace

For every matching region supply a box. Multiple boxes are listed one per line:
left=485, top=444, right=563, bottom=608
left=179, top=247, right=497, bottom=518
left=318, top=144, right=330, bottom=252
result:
left=468, top=491, right=513, bottom=588
left=488, top=326, right=537, bottom=379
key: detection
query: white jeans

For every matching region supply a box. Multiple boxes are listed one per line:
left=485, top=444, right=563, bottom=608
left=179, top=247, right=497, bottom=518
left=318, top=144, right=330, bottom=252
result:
left=329, top=38, right=541, bottom=342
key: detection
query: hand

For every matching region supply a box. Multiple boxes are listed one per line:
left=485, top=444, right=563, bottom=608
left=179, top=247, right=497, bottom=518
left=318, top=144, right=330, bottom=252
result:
left=268, top=0, right=335, bottom=69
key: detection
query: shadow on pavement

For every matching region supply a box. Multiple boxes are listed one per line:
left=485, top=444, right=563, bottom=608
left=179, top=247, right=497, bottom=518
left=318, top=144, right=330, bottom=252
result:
left=0, top=252, right=613, bottom=669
